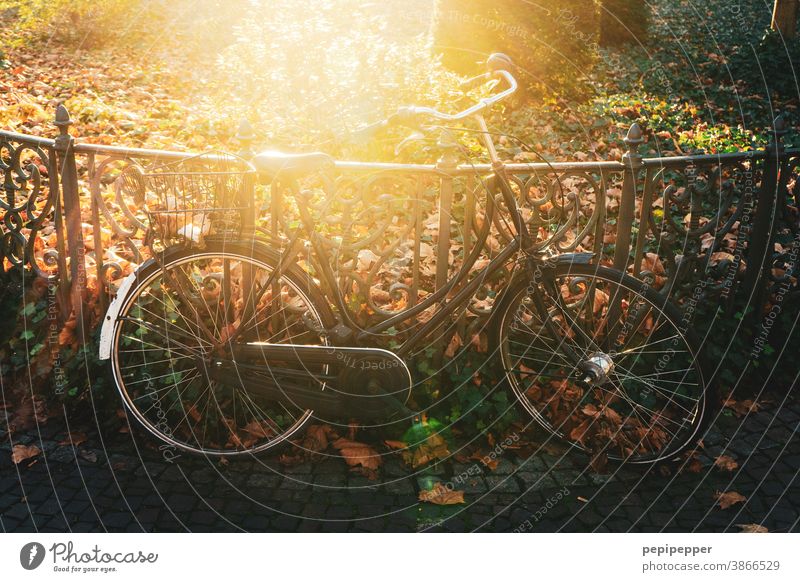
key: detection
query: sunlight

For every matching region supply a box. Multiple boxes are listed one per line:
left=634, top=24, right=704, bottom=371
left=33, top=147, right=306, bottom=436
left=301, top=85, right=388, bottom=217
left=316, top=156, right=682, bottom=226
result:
left=204, top=0, right=442, bottom=148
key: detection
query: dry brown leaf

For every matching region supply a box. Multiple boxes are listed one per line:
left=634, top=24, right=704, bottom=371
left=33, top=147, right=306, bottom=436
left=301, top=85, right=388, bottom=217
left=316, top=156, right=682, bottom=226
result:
left=569, top=418, right=592, bottom=445
left=470, top=332, right=488, bottom=353
left=242, top=420, right=273, bottom=439
left=58, top=432, right=88, bottom=447
left=723, top=398, right=761, bottom=418
left=11, top=444, right=41, bottom=465
left=187, top=404, right=201, bottom=423
left=444, top=333, right=463, bottom=358
left=419, top=483, right=465, bottom=505
left=685, top=457, right=703, bottom=474
left=716, top=490, right=746, bottom=509
left=384, top=440, right=407, bottom=450
left=735, top=523, right=768, bottom=533
left=402, top=433, right=450, bottom=468
left=332, top=438, right=381, bottom=470
left=303, top=424, right=336, bottom=453
left=469, top=450, right=498, bottom=471
left=642, top=252, right=666, bottom=275
left=714, top=455, right=738, bottom=472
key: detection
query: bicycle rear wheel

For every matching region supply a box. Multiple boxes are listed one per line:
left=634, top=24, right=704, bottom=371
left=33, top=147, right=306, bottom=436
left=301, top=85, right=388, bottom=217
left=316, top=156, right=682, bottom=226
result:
left=108, top=241, right=335, bottom=457
left=491, top=262, right=709, bottom=464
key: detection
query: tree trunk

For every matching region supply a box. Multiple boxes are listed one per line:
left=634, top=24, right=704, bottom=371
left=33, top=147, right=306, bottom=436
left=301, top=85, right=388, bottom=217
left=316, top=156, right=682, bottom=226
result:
left=771, top=0, right=798, bottom=39
left=599, top=0, right=649, bottom=46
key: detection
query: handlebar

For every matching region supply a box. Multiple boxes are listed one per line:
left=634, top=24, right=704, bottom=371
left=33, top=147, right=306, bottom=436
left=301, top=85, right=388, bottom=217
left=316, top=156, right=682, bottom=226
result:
left=404, top=68, right=517, bottom=122
left=352, top=53, right=518, bottom=139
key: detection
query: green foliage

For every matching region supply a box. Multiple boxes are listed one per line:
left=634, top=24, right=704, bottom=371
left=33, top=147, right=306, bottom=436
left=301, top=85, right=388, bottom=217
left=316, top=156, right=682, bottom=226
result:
left=599, top=0, right=650, bottom=47
left=728, top=29, right=800, bottom=101
left=0, top=278, right=111, bottom=418
left=691, top=296, right=800, bottom=396
left=432, top=0, right=598, bottom=97
left=0, top=0, right=248, bottom=50
left=441, top=352, right=519, bottom=438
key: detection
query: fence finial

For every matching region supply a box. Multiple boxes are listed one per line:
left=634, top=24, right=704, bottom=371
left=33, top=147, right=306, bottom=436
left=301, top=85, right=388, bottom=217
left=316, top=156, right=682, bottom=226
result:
left=624, top=122, right=644, bottom=147
left=54, top=104, right=72, bottom=134
left=622, top=122, right=644, bottom=167
left=54, top=104, right=73, bottom=150
left=773, top=112, right=788, bottom=138
left=769, top=112, right=789, bottom=154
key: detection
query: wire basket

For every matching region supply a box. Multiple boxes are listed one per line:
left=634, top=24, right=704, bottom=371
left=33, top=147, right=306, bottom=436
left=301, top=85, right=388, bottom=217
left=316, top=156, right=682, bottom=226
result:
left=117, top=151, right=256, bottom=249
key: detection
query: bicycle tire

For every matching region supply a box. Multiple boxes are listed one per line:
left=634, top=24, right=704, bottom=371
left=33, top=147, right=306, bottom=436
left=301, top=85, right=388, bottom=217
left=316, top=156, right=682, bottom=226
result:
left=490, top=262, right=712, bottom=464
left=108, top=240, right=336, bottom=457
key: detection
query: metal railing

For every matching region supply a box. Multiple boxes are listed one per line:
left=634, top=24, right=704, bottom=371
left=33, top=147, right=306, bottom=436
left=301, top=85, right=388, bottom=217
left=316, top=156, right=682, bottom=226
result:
left=1, top=106, right=797, bottom=343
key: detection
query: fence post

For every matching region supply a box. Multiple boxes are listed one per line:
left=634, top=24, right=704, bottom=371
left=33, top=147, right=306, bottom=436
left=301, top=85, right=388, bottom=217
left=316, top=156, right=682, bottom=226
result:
left=614, top=122, right=643, bottom=273
left=743, top=113, right=788, bottom=321
left=54, top=104, right=87, bottom=342
left=433, top=131, right=459, bottom=369
left=235, top=118, right=257, bottom=237
left=235, top=119, right=258, bottom=316
left=435, top=132, right=459, bottom=292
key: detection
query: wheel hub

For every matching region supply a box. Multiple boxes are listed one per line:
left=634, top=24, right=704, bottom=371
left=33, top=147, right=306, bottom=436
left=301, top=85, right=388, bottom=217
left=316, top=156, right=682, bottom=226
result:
left=577, top=352, right=614, bottom=384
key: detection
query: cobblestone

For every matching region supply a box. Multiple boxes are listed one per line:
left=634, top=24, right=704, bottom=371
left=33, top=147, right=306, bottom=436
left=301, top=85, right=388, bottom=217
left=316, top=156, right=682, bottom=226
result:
left=1, top=400, right=798, bottom=532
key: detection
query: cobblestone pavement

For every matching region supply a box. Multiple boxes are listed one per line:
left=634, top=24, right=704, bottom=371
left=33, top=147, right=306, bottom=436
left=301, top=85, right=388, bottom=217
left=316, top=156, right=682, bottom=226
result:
left=1, top=399, right=798, bottom=533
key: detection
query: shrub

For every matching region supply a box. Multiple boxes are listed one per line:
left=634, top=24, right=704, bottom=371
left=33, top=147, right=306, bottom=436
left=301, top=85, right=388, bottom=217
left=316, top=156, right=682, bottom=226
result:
left=431, top=0, right=598, bottom=97
left=728, top=28, right=800, bottom=101
left=598, top=0, right=650, bottom=47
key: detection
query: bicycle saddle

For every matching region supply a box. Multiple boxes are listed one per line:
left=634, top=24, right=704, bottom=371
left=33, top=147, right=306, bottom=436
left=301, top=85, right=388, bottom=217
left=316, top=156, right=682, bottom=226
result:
left=253, top=150, right=334, bottom=179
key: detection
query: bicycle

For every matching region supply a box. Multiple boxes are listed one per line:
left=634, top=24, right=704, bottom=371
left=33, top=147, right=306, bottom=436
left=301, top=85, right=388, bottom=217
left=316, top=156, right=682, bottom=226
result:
left=97, top=54, right=710, bottom=465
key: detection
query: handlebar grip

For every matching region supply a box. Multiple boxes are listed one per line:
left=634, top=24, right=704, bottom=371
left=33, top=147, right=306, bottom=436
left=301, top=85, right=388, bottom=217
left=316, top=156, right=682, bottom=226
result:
left=487, top=52, right=514, bottom=72
left=351, top=119, right=389, bottom=142
left=460, top=72, right=491, bottom=91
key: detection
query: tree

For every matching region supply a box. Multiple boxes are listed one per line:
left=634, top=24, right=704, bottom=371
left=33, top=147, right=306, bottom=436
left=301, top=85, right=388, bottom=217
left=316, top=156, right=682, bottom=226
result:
left=599, top=0, right=650, bottom=47
left=771, top=0, right=798, bottom=39
left=432, top=0, right=597, bottom=96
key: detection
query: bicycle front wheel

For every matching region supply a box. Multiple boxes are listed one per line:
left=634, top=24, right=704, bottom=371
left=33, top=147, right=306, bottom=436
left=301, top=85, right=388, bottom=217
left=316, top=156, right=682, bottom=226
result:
left=108, top=241, right=335, bottom=457
left=491, top=262, right=709, bottom=464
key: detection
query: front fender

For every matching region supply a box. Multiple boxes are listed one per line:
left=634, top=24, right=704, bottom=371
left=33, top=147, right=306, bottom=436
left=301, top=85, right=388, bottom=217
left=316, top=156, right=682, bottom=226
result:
left=98, top=259, right=156, bottom=360
left=488, top=252, right=597, bottom=327
left=553, top=252, right=595, bottom=266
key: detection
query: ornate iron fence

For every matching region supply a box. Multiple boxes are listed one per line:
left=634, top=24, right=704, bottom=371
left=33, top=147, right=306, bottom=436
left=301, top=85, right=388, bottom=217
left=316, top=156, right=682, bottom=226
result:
left=1, top=107, right=797, bottom=346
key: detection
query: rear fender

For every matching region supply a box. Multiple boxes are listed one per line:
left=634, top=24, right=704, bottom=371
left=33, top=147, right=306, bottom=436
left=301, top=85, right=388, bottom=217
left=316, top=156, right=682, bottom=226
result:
left=98, top=259, right=156, bottom=360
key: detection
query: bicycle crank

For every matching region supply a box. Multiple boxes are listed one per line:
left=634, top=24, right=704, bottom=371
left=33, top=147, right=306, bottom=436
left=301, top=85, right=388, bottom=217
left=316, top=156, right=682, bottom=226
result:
left=208, top=344, right=415, bottom=422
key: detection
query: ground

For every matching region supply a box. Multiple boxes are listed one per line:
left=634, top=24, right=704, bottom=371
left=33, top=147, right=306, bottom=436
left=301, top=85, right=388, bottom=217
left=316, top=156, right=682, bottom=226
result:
left=1, top=399, right=797, bottom=532
left=1, top=0, right=799, bottom=533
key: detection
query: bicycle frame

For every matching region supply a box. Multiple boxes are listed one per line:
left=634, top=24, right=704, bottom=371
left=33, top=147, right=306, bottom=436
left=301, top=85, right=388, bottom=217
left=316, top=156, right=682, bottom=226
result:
left=255, top=121, right=535, bottom=359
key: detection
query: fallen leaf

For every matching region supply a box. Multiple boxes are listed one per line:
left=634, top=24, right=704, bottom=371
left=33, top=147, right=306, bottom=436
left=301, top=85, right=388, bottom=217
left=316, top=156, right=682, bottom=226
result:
left=469, top=450, right=498, bottom=471
left=402, top=433, right=450, bottom=468
left=303, top=424, right=336, bottom=453
left=242, top=420, right=273, bottom=439
left=419, top=483, right=464, bottom=505
left=384, top=440, right=407, bottom=450
left=331, top=438, right=381, bottom=471
left=715, top=490, right=746, bottom=510
left=735, top=523, right=768, bottom=533
left=11, top=444, right=40, bottom=465
left=714, top=455, right=738, bottom=472
left=58, top=432, right=88, bottom=447
left=685, top=456, right=703, bottom=473
left=723, top=398, right=761, bottom=418
left=444, top=333, right=463, bottom=358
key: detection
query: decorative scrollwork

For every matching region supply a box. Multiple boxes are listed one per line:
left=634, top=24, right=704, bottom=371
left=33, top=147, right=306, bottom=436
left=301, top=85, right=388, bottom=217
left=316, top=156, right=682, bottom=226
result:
left=0, top=137, right=58, bottom=277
